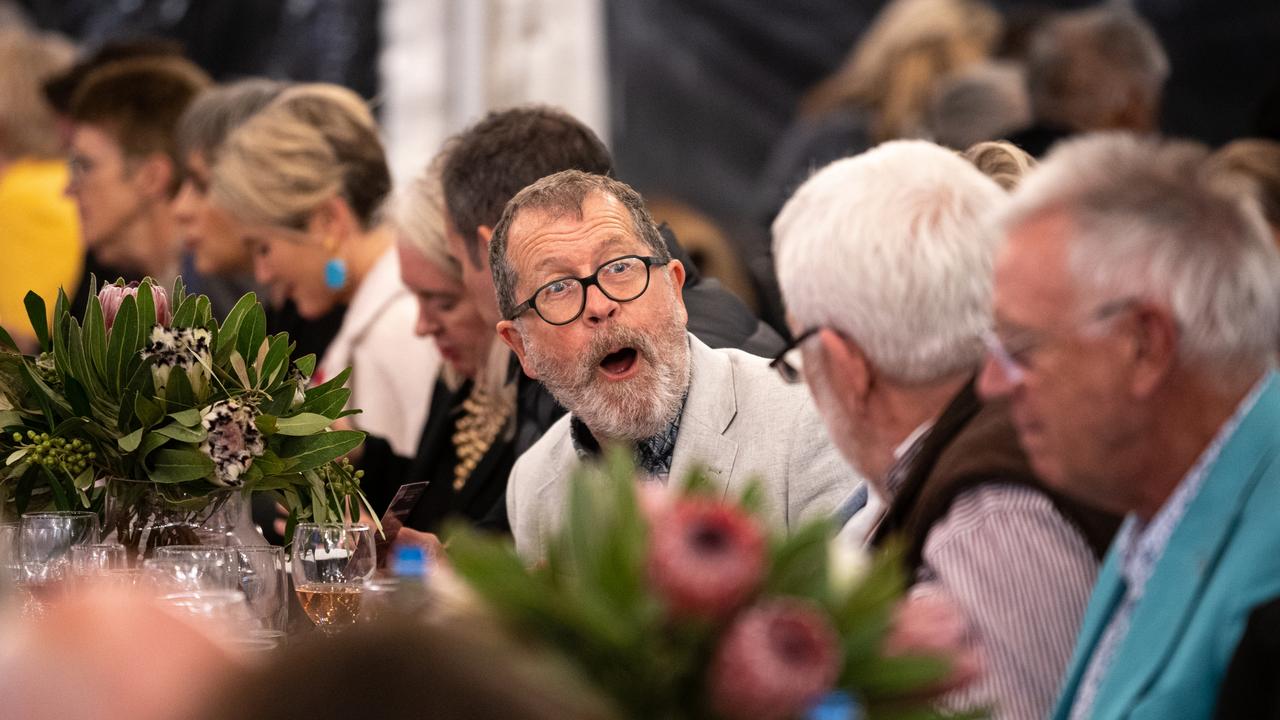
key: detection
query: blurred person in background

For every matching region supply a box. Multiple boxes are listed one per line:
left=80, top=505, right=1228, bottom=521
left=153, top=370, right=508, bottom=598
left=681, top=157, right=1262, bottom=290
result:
left=172, top=76, right=346, bottom=364
left=198, top=619, right=617, bottom=720
left=963, top=140, right=1038, bottom=191
left=1208, top=138, right=1280, bottom=240
left=64, top=55, right=209, bottom=288
left=0, top=588, right=237, bottom=720
left=211, top=83, right=439, bottom=458
left=0, top=27, right=79, bottom=353
left=1008, top=5, right=1169, bottom=157
left=925, top=61, right=1032, bottom=150
left=365, top=148, right=517, bottom=543
left=171, top=78, right=280, bottom=316
left=755, top=0, right=1003, bottom=226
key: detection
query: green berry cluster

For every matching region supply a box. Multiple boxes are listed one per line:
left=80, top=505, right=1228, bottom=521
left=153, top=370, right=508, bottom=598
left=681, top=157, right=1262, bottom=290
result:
left=13, top=431, right=96, bottom=476
left=336, top=457, right=365, bottom=482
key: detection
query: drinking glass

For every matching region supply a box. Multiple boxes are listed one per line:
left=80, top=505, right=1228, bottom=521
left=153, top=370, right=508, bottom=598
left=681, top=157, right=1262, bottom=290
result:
left=147, top=546, right=239, bottom=594
left=291, top=523, right=374, bottom=635
left=19, top=511, right=99, bottom=588
left=233, top=546, right=289, bottom=637
left=70, top=543, right=129, bottom=580
left=159, top=588, right=256, bottom=637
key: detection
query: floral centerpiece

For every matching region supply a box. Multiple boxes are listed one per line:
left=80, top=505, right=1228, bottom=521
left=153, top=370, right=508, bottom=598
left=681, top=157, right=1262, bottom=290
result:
left=446, top=451, right=967, bottom=720
left=0, top=278, right=373, bottom=555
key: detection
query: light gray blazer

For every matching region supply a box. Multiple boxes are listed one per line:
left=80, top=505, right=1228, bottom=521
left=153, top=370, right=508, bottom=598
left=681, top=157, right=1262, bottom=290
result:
left=506, top=334, right=861, bottom=561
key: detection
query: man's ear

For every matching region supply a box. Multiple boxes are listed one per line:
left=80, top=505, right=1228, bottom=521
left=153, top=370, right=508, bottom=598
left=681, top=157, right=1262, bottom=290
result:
left=136, top=153, right=174, bottom=200
left=496, top=319, right=536, bottom=379
left=1128, top=304, right=1178, bottom=398
left=816, top=328, right=873, bottom=402
left=667, top=259, right=688, bottom=325
left=475, top=225, right=494, bottom=268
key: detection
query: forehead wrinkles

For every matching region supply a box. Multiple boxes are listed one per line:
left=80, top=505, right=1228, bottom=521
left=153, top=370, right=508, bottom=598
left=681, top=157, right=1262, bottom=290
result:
left=509, top=202, right=636, bottom=271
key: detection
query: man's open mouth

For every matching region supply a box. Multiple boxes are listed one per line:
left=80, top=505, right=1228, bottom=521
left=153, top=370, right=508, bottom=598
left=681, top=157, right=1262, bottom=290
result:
left=598, top=347, right=640, bottom=379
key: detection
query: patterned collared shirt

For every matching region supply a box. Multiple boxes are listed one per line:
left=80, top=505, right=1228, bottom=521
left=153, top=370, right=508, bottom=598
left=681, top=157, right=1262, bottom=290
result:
left=1067, top=373, right=1271, bottom=720
left=570, top=394, right=689, bottom=480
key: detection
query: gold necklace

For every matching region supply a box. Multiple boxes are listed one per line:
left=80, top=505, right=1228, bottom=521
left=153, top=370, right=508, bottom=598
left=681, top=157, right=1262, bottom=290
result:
left=451, top=385, right=512, bottom=491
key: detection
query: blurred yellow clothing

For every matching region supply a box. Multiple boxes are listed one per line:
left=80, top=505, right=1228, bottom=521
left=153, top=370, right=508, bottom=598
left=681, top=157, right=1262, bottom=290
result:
left=0, top=159, right=82, bottom=345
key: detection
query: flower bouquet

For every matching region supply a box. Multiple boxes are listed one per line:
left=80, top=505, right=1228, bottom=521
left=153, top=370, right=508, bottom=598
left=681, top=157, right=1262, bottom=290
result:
left=0, top=278, right=373, bottom=556
left=446, top=450, right=964, bottom=720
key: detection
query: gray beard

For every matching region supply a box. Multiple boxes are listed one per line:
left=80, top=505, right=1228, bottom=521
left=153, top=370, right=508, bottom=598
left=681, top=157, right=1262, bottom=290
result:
left=524, top=313, right=691, bottom=443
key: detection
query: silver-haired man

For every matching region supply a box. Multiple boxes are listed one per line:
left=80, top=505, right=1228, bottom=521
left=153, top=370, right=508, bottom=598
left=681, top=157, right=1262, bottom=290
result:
left=492, top=170, right=858, bottom=560
left=773, top=139, right=1119, bottom=719
left=979, top=133, right=1280, bottom=720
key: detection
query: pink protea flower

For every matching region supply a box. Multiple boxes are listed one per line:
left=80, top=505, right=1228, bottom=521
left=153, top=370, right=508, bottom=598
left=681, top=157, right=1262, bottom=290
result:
left=647, top=497, right=765, bottom=620
left=99, top=281, right=171, bottom=331
left=707, top=599, right=842, bottom=720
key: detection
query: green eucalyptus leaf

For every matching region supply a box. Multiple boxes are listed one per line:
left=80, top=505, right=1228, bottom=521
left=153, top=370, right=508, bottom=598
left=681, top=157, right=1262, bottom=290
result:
left=6, top=448, right=29, bottom=465
left=214, top=293, right=257, bottom=362
left=134, top=395, right=163, bottom=428
left=149, top=447, right=215, bottom=483
left=305, top=366, right=351, bottom=399
left=302, top=388, right=350, bottom=418
left=260, top=334, right=292, bottom=388
left=105, top=295, right=138, bottom=392
left=171, top=294, right=199, bottom=328
left=72, top=466, right=94, bottom=490
left=154, top=422, right=206, bottom=443
left=23, top=291, right=49, bottom=353
left=136, top=281, right=156, bottom=330
left=117, top=428, right=144, bottom=453
left=235, top=303, right=267, bottom=372
left=63, top=376, right=92, bottom=417
left=84, top=293, right=107, bottom=377
left=170, top=408, right=202, bottom=426
left=272, top=413, right=333, bottom=436
left=294, top=353, right=316, bottom=379
left=255, top=414, right=278, bottom=436
left=138, top=431, right=170, bottom=460
left=279, top=430, right=364, bottom=473
left=162, top=363, right=196, bottom=411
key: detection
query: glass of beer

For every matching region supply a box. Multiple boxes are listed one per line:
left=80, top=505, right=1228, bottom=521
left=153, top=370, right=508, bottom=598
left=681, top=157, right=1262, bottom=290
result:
left=291, top=523, right=374, bottom=635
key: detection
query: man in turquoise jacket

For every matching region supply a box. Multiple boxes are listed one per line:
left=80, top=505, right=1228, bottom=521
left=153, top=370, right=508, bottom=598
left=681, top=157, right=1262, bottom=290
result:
left=977, top=132, right=1280, bottom=720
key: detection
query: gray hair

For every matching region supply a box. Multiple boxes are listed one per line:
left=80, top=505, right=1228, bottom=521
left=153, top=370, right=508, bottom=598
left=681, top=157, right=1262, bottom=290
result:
left=176, top=78, right=286, bottom=164
left=1001, top=132, right=1280, bottom=379
left=774, top=139, right=1008, bottom=385
left=926, top=61, right=1032, bottom=150
left=1027, top=6, right=1169, bottom=131
left=488, top=170, right=670, bottom=320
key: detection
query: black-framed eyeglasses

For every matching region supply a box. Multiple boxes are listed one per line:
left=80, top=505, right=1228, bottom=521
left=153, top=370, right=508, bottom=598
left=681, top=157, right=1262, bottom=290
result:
left=769, top=327, right=820, bottom=383
left=507, top=255, right=671, bottom=325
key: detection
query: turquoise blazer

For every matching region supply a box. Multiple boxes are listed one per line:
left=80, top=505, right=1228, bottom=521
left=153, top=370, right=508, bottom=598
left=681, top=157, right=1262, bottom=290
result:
left=1052, top=373, right=1280, bottom=720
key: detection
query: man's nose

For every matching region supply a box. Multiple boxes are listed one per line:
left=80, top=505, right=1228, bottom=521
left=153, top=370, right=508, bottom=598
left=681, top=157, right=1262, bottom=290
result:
left=581, top=284, right=619, bottom=325
left=976, top=353, right=1016, bottom=400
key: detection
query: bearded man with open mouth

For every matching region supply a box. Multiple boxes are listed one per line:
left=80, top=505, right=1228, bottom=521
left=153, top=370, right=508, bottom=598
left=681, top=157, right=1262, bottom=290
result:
left=491, top=170, right=859, bottom=562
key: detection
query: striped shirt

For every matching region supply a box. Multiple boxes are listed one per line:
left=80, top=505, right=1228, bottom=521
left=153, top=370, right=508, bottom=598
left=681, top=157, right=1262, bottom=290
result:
left=855, top=425, right=1100, bottom=719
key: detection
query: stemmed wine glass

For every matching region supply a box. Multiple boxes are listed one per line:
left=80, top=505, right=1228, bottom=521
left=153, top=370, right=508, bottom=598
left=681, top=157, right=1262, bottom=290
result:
left=291, top=523, right=374, bottom=635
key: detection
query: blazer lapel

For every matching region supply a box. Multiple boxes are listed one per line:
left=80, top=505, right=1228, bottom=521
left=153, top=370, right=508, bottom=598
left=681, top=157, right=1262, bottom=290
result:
left=670, top=336, right=739, bottom=494
left=1090, top=374, right=1280, bottom=720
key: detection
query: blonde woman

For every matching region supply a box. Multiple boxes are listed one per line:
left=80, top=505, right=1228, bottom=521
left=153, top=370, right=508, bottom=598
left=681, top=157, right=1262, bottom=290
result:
left=211, top=84, right=439, bottom=457
left=757, top=0, right=1002, bottom=223
left=366, top=150, right=518, bottom=542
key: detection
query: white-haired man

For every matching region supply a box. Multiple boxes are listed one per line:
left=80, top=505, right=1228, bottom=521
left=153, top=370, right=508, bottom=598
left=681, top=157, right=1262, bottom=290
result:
left=493, top=170, right=857, bottom=560
left=978, top=133, right=1280, bottom=720
left=772, top=140, right=1119, bottom=719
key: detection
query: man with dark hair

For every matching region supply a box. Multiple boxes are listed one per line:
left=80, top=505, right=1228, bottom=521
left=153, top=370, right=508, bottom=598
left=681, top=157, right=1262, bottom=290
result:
left=65, top=55, right=209, bottom=286
left=440, top=105, right=783, bottom=461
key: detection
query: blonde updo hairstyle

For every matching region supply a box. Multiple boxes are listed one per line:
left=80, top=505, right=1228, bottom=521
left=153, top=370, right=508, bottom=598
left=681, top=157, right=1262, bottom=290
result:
left=211, top=83, right=391, bottom=233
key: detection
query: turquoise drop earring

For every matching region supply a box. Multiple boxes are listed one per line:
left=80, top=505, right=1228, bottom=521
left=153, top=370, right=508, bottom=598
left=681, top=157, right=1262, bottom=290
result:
left=324, top=257, right=348, bottom=290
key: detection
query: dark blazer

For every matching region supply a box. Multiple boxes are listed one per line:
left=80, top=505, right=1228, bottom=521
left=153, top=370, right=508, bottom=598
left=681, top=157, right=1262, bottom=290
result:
left=1216, top=596, right=1280, bottom=719
left=359, top=379, right=515, bottom=535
